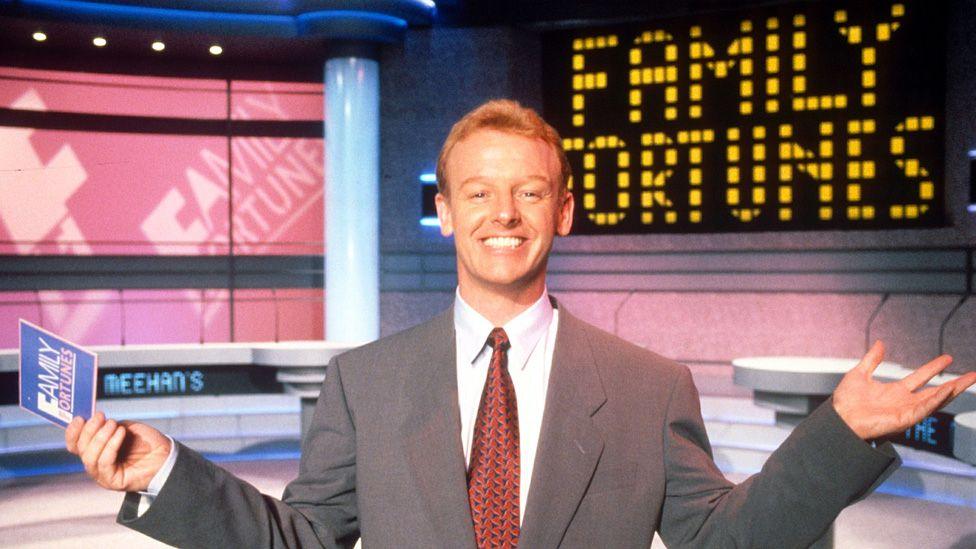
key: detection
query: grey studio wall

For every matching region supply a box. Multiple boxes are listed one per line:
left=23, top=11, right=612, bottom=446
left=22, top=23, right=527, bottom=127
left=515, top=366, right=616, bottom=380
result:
left=375, top=0, right=976, bottom=387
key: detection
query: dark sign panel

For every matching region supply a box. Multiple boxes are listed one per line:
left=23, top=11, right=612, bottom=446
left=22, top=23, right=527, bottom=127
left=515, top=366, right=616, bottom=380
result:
left=883, top=411, right=955, bottom=457
left=542, top=1, right=945, bottom=233
left=0, top=366, right=282, bottom=406
left=97, top=366, right=282, bottom=399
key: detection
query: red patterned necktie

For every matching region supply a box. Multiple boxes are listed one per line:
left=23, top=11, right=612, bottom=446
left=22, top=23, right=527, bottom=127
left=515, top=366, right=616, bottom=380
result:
left=467, top=327, right=520, bottom=548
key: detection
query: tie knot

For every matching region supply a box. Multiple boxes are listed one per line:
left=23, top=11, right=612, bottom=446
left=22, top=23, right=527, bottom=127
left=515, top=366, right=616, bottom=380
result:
left=487, top=327, right=510, bottom=352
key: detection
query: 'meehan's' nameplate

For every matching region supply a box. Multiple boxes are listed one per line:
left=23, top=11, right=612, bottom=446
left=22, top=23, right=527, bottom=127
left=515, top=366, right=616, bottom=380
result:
left=19, top=320, right=97, bottom=428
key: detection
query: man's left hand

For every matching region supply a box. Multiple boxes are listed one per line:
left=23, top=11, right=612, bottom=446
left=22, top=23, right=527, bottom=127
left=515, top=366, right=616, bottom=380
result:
left=833, top=341, right=976, bottom=440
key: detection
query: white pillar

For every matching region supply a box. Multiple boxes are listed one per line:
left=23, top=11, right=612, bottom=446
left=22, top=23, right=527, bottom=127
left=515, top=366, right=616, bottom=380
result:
left=324, top=56, right=380, bottom=343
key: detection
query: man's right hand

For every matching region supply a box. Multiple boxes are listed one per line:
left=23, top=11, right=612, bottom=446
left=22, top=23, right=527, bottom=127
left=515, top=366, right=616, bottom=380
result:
left=65, top=412, right=172, bottom=493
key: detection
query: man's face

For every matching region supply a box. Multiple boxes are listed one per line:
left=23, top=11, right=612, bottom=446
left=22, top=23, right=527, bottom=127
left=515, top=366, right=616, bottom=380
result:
left=436, top=129, right=574, bottom=298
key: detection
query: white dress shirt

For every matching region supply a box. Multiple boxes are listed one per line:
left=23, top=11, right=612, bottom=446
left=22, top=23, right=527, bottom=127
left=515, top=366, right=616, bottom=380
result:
left=454, top=288, right=558, bottom=525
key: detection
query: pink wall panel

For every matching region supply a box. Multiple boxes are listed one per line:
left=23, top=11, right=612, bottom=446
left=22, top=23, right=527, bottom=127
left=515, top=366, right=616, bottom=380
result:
left=0, top=128, right=230, bottom=255
left=274, top=288, right=324, bottom=341
left=3, top=290, right=125, bottom=348
left=0, top=289, right=324, bottom=349
left=230, top=137, right=324, bottom=255
left=0, top=292, right=42, bottom=348
left=230, top=80, right=323, bottom=121
left=232, top=81, right=322, bottom=93
left=0, top=67, right=226, bottom=118
left=615, top=292, right=881, bottom=362
left=1, top=67, right=326, bottom=347
left=232, top=289, right=277, bottom=342
left=37, top=290, right=124, bottom=346
left=1, top=68, right=325, bottom=256
left=121, top=289, right=211, bottom=344
left=201, top=289, right=231, bottom=343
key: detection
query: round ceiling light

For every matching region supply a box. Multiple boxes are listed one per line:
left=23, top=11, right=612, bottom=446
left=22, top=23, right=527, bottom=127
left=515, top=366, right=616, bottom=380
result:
left=151, top=41, right=165, bottom=52
left=93, top=37, right=107, bottom=47
left=209, top=45, right=223, bottom=55
left=32, top=32, right=47, bottom=42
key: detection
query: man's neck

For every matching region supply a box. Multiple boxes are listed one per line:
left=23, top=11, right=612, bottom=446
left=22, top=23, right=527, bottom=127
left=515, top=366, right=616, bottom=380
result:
left=457, top=282, right=545, bottom=326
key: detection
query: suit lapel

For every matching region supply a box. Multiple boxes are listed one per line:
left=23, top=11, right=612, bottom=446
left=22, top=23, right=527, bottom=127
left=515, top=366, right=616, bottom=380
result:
left=519, top=306, right=607, bottom=548
left=402, top=308, right=478, bottom=549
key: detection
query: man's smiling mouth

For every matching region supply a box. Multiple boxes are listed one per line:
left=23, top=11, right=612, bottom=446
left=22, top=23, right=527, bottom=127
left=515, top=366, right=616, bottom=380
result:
left=482, top=236, right=526, bottom=249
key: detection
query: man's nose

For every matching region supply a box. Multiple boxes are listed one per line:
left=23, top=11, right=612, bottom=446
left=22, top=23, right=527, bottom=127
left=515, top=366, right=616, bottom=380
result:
left=492, top=194, right=520, bottom=226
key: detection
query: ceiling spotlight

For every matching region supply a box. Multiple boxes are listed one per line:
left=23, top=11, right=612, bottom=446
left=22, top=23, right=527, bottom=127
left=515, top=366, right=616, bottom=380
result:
left=93, top=37, right=107, bottom=47
left=32, top=32, right=47, bottom=42
left=151, top=41, right=165, bottom=52
left=209, top=45, right=223, bottom=56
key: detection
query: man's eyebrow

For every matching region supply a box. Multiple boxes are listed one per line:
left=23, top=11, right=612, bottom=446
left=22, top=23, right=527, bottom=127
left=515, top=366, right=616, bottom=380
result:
left=458, top=175, right=552, bottom=187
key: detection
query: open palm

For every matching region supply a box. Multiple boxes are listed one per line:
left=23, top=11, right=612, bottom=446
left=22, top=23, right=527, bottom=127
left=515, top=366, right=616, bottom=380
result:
left=832, top=341, right=976, bottom=440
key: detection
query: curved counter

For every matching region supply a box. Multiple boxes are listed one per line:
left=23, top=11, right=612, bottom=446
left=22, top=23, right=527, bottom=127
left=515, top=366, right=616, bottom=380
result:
left=732, top=356, right=976, bottom=465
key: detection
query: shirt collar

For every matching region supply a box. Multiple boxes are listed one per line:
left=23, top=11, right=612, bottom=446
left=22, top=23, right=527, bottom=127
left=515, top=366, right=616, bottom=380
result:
left=453, top=288, right=554, bottom=372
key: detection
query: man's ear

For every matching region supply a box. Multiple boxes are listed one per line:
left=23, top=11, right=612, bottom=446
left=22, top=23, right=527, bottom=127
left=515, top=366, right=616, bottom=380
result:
left=434, top=192, right=454, bottom=237
left=556, top=190, right=574, bottom=236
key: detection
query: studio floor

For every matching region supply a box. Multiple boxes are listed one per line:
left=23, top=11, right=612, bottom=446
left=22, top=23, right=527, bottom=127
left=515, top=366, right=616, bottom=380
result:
left=1, top=458, right=973, bottom=549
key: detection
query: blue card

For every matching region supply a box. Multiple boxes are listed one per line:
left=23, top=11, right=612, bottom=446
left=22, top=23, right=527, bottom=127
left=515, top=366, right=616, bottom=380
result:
left=19, top=320, right=98, bottom=428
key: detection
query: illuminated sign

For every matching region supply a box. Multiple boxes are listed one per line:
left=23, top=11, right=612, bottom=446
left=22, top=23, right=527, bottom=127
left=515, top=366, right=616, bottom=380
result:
left=102, top=370, right=204, bottom=397
left=542, top=1, right=945, bottom=233
left=883, top=411, right=954, bottom=457
left=96, top=366, right=281, bottom=399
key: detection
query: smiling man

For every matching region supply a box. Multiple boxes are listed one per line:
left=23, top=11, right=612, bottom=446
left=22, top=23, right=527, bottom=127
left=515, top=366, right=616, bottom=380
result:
left=434, top=108, right=574, bottom=324
left=66, top=99, right=976, bottom=548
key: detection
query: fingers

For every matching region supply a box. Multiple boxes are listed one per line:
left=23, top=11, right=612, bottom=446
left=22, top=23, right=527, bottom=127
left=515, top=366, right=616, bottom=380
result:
left=942, top=371, right=976, bottom=401
left=81, top=417, right=118, bottom=480
left=96, top=425, right=127, bottom=484
left=913, top=383, right=956, bottom=421
left=65, top=416, right=84, bottom=454
left=855, top=340, right=885, bottom=375
left=911, top=372, right=976, bottom=419
left=901, top=354, right=953, bottom=391
left=75, top=411, right=106, bottom=455
left=952, top=372, right=976, bottom=398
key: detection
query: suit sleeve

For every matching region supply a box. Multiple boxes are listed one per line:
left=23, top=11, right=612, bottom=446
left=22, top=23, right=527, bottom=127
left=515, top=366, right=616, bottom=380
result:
left=116, top=356, right=359, bottom=548
left=657, top=366, right=899, bottom=549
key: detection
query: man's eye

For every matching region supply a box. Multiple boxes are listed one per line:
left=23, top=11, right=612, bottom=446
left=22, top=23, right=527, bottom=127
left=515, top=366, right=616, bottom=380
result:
left=470, top=191, right=487, bottom=200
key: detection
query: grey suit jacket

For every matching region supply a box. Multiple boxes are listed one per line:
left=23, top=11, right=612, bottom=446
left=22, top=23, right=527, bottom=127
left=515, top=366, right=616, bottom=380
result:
left=118, top=303, right=898, bottom=548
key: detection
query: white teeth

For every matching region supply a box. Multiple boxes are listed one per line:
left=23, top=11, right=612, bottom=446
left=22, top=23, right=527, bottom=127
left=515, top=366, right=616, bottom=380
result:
left=483, top=236, right=524, bottom=249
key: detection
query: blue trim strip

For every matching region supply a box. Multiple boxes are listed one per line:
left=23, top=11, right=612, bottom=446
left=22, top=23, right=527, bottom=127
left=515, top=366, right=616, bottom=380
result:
left=0, top=443, right=302, bottom=480
left=18, top=0, right=425, bottom=40
left=22, top=0, right=301, bottom=36
left=299, top=10, right=406, bottom=42
left=20, top=0, right=434, bottom=18
left=0, top=462, right=85, bottom=479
